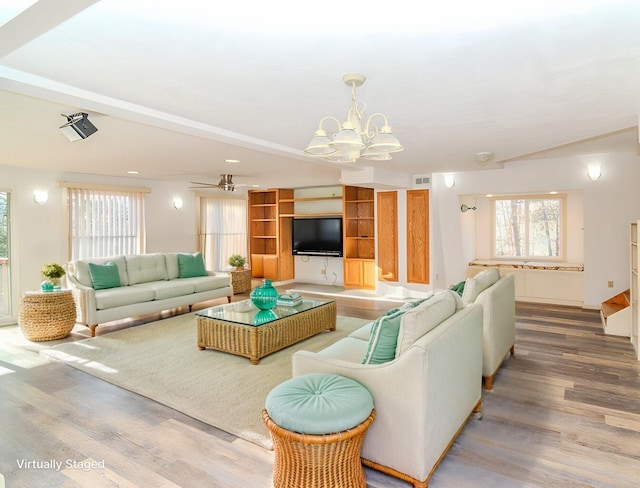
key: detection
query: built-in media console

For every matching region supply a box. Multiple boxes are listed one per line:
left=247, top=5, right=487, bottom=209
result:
left=292, top=217, right=343, bottom=257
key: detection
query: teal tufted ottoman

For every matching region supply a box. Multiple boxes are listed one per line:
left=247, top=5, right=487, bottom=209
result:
left=262, top=373, right=375, bottom=488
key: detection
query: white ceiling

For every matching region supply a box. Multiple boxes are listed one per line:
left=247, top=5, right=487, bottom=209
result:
left=1, top=0, right=640, bottom=190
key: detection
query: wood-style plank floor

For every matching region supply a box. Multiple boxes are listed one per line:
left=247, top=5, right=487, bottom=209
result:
left=1, top=293, right=639, bottom=487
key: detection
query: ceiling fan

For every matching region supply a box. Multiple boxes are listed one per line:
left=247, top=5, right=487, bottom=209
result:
left=190, top=174, right=246, bottom=191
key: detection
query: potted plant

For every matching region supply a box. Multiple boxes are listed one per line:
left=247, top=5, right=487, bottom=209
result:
left=228, top=254, right=247, bottom=271
left=41, top=263, right=66, bottom=290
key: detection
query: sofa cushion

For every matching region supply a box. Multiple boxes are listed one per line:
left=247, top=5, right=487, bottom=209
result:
left=462, top=267, right=500, bottom=305
left=175, top=274, right=230, bottom=292
left=361, top=309, right=405, bottom=365
left=165, top=253, right=180, bottom=280
left=88, top=261, right=122, bottom=290
left=94, top=286, right=155, bottom=310
left=349, top=298, right=431, bottom=350
left=265, top=374, right=374, bottom=435
left=74, top=256, right=128, bottom=288
left=349, top=321, right=374, bottom=341
left=132, top=281, right=195, bottom=300
left=395, top=290, right=458, bottom=356
left=178, top=252, right=207, bottom=278
left=126, top=253, right=168, bottom=284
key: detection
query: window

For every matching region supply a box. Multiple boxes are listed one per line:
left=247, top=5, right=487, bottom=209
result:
left=66, top=184, right=148, bottom=260
left=0, top=191, right=11, bottom=321
left=493, top=195, right=564, bottom=260
left=198, top=196, right=247, bottom=271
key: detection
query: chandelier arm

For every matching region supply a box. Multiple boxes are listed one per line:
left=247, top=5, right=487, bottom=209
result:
left=317, top=116, right=342, bottom=133
left=363, top=113, right=389, bottom=139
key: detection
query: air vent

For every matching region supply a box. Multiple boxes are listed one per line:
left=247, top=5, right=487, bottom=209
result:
left=413, top=175, right=431, bottom=188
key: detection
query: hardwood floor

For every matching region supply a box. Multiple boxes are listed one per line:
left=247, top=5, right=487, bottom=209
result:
left=1, top=295, right=639, bottom=487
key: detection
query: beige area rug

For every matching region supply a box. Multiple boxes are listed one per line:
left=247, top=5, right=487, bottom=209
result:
left=40, top=313, right=368, bottom=449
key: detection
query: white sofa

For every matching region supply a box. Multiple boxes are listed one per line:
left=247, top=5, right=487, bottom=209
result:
left=66, top=252, right=233, bottom=336
left=292, top=290, right=483, bottom=488
left=461, top=268, right=516, bottom=390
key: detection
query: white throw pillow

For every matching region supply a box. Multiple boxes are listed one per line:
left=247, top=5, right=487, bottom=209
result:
left=395, top=290, right=458, bottom=356
left=462, top=267, right=500, bottom=305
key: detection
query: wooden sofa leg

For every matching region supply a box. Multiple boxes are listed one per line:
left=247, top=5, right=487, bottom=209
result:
left=510, top=344, right=515, bottom=355
left=226, top=296, right=232, bottom=303
left=473, top=399, right=482, bottom=413
left=483, top=375, right=494, bottom=391
left=89, top=325, right=97, bottom=337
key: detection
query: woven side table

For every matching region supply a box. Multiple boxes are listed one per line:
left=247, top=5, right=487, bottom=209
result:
left=19, top=290, right=76, bottom=341
left=230, top=269, right=251, bottom=294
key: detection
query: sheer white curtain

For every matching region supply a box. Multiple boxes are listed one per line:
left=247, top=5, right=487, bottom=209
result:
left=199, top=196, right=247, bottom=271
left=67, top=185, right=147, bottom=260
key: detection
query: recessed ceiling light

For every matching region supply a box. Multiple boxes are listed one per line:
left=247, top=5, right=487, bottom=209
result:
left=475, top=152, right=495, bottom=164
left=127, top=170, right=139, bottom=175
left=225, top=159, right=240, bottom=163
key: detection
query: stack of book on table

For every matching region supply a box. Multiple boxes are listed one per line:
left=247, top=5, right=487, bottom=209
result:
left=277, top=292, right=302, bottom=306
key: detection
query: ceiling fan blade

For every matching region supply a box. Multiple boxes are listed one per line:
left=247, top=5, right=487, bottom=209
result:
left=189, top=181, right=217, bottom=187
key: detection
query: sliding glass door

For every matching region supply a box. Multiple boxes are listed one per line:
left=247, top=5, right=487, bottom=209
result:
left=0, top=191, right=10, bottom=323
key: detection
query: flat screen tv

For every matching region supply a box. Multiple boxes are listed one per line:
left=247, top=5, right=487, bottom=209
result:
left=292, top=217, right=343, bottom=257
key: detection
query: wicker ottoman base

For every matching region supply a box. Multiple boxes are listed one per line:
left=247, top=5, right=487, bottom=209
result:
left=262, top=409, right=375, bottom=488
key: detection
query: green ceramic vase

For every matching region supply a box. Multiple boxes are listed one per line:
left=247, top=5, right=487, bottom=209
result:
left=250, top=279, right=278, bottom=310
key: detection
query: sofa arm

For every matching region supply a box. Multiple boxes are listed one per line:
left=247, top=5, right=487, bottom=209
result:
left=66, top=273, right=97, bottom=326
left=475, top=274, right=516, bottom=378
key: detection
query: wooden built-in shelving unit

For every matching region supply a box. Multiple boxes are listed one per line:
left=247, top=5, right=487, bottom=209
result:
left=248, top=189, right=294, bottom=281
left=248, top=184, right=426, bottom=292
left=343, top=185, right=375, bottom=289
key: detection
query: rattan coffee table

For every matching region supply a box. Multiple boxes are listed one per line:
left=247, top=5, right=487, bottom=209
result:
left=196, top=298, right=337, bottom=364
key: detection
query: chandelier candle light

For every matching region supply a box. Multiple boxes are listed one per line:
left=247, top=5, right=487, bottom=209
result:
left=304, top=73, right=403, bottom=163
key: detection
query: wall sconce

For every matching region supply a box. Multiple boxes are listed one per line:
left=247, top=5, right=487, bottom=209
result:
left=460, top=204, right=477, bottom=213
left=172, top=197, right=183, bottom=209
left=587, top=164, right=601, bottom=181
left=443, top=173, right=456, bottom=188
left=33, top=190, right=48, bottom=205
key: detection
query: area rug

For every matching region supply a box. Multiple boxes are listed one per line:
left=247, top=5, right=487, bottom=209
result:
left=40, top=313, right=368, bottom=449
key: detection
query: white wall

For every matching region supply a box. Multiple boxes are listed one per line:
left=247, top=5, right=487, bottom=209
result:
left=4, top=150, right=638, bottom=323
left=0, top=164, right=238, bottom=324
left=431, top=153, right=640, bottom=309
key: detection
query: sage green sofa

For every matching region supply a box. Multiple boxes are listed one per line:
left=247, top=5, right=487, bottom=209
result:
left=66, top=252, right=233, bottom=336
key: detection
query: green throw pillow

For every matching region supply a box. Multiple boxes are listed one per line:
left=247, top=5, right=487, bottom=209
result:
left=177, top=252, right=207, bottom=278
left=450, top=280, right=466, bottom=297
left=88, top=261, right=121, bottom=290
left=361, top=309, right=405, bottom=365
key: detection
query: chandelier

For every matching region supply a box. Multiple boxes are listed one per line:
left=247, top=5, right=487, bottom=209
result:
left=303, top=73, right=403, bottom=163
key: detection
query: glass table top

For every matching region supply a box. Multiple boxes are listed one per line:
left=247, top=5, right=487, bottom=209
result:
left=195, top=298, right=335, bottom=327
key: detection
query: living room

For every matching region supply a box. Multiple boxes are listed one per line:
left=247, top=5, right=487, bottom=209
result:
left=2, top=2, right=640, bottom=487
